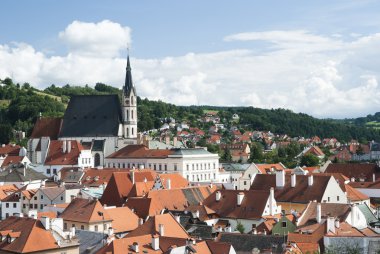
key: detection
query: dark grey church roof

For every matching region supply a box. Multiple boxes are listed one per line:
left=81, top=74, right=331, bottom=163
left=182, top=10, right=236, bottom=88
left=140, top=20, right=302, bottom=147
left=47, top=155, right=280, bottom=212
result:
left=59, top=95, right=122, bottom=137
left=124, top=56, right=136, bottom=96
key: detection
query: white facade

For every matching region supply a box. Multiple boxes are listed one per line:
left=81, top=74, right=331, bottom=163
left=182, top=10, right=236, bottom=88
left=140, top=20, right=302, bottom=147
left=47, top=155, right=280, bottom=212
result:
left=1, top=197, right=21, bottom=219
left=321, top=176, right=348, bottom=204
left=105, top=149, right=219, bottom=183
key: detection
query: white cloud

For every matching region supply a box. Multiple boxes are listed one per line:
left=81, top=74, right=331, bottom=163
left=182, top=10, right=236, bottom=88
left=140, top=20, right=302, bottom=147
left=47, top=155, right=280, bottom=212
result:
left=59, top=20, right=131, bottom=58
left=1, top=21, right=380, bottom=118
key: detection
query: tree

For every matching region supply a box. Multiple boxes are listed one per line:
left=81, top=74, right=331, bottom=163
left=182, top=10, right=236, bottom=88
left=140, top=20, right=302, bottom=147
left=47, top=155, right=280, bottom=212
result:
left=235, top=222, right=245, bottom=233
left=248, top=142, right=263, bottom=163
left=300, top=153, right=320, bottom=167
left=0, top=124, right=12, bottom=144
left=221, top=147, right=232, bottom=162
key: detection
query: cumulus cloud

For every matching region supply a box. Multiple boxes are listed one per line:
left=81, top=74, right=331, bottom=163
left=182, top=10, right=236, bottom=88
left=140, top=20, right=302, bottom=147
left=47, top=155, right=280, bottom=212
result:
left=59, top=20, right=131, bottom=57
left=1, top=21, right=380, bottom=118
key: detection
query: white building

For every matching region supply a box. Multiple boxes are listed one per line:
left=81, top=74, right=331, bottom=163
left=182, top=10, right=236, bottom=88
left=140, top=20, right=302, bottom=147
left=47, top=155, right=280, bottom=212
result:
left=105, top=145, right=219, bottom=183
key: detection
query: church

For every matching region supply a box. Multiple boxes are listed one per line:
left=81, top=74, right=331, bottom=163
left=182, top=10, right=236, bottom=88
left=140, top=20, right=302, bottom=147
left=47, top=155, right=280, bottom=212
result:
left=28, top=56, right=138, bottom=167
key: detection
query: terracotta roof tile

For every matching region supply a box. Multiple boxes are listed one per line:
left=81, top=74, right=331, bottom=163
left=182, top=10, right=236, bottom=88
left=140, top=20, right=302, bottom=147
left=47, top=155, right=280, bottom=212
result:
left=105, top=206, right=139, bottom=233
left=0, top=144, right=20, bottom=157
left=107, top=145, right=174, bottom=159
left=30, top=117, right=62, bottom=140
left=325, top=163, right=379, bottom=181
left=44, top=140, right=84, bottom=166
left=59, top=198, right=112, bottom=223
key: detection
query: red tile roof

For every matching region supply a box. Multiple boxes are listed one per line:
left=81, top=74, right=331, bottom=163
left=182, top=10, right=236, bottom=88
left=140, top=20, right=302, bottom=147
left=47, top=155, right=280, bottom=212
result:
left=105, top=206, right=139, bottom=233
left=59, top=198, right=112, bottom=223
left=30, top=117, right=62, bottom=140
left=107, top=145, right=174, bottom=159
left=250, top=174, right=332, bottom=203
left=0, top=144, right=20, bottom=157
left=0, top=216, right=75, bottom=253
left=1, top=156, right=25, bottom=168
left=203, top=189, right=271, bottom=219
left=325, top=163, right=379, bottom=181
left=44, top=140, right=84, bottom=165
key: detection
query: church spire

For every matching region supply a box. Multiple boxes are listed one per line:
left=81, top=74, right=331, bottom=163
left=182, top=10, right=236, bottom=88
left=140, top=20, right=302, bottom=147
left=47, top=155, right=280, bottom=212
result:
left=124, top=55, right=136, bottom=96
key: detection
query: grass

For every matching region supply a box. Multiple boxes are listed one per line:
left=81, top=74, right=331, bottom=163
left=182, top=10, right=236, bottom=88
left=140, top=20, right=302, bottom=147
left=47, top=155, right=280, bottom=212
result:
left=34, top=91, right=62, bottom=102
left=366, top=121, right=380, bottom=129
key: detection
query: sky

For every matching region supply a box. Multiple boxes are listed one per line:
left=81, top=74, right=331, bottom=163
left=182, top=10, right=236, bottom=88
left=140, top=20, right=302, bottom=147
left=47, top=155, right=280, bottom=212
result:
left=1, top=0, right=380, bottom=119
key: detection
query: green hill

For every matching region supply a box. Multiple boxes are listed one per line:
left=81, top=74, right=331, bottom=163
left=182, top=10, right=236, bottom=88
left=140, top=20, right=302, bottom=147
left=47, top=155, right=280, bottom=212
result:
left=1, top=77, right=380, bottom=145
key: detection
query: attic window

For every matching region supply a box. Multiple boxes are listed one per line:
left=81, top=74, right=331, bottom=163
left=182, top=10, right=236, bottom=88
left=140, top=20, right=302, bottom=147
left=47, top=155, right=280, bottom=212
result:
left=282, top=221, right=287, bottom=228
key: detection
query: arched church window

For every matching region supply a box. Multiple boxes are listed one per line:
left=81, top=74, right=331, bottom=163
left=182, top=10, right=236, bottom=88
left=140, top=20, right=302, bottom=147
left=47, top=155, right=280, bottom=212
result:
left=131, top=96, right=134, bottom=105
left=131, top=110, right=134, bottom=119
left=126, top=110, right=129, bottom=120
left=127, top=127, right=129, bottom=137
left=132, top=127, right=134, bottom=135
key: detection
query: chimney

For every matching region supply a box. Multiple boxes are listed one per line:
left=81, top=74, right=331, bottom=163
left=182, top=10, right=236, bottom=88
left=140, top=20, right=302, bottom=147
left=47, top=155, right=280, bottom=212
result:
left=14, top=213, right=23, bottom=218
left=308, top=175, right=314, bottom=186
left=158, top=224, right=164, bottom=236
left=194, top=210, right=200, bottom=218
left=269, top=187, right=275, bottom=216
left=131, top=170, right=135, bottom=184
left=351, top=204, right=359, bottom=228
left=151, top=234, right=159, bottom=251
left=139, top=164, right=144, bottom=170
left=67, top=141, right=71, bottom=153
left=326, top=216, right=335, bottom=234
left=132, top=242, right=139, bottom=253
left=275, top=170, right=285, bottom=187
left=108, top=227, right=114, bottom=236
left=166, top=178, right=171, bottom=190
left=253, top=228, right=257, bottom=234
left=316, top=203, right=321, bottom=223
left=237, top=192, right=244, bottom=206
left=373, top=173, right=376, bottom=182
left=28, top=210, right=37, bottom=219
left=62, top=140, right=67, bottom=153
left=23, top=164, right=26, bottom=177
left=139, top=218, right=144, bottom=226
left=41, top=216, right=50, bottom=230
left=216, top=191, right=221, bottom=201
left=70, top=226, right=76, bottom=237
left=291, top=173, right=296, bottom=187
left=335, top=219, right=340, bottom=229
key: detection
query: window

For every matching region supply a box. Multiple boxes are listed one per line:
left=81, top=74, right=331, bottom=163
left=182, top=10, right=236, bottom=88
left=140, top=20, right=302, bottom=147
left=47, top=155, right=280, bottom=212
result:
left=34, top=204, right=37, bottom=209
left=131, top=110, right=134, bottom=119
left=328, top=197, right=330, bottom=202
left=40, top=204, right=43, bottom=210
left=41, top=195, right=43, bottom=199
left=282, top=221, right=287, bottom=228
left=13, top=203, right=16, bottom=208
left=23, top=196, right=25, bottom=200
left=6, top=203, right=9, bottom=208
left=174, top=164, right=177, bottom=171
left=34, top=196, right=37, bottom=200
left=23, top=204, right=26, bottom=209
left=72, top=224, right=75, bottom=228
left=244, top=181, right=247, bottom=185
left=159, top=164, right=162, bottom=171
left=61, top=196, right=64, bottom=201
left=154, top=164, right=156, bottom=171
left=29, top=204, right=33, bottom=209
left=5, top=213, right=9, bottom=218
left=213, top=163, right=216, bottom=169
left=64, top=223, right=67, bottom=230
left=95, top=225, right=98, bottom=232
left=337, top=196, right=340, bottom=201
left=81, top=225, right=84, bottom=230
left=53, top=168, right=57, bottom=175
left=164, top=164, right=168, bottom=171
left=47, top=168, right=51, bottom=174
left=187, top=164, right=189, bottom=171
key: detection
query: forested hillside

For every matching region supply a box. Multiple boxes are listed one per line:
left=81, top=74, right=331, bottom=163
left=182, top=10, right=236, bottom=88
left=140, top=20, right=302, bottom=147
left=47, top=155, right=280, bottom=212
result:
left=1, top=77, right=380, bottom=145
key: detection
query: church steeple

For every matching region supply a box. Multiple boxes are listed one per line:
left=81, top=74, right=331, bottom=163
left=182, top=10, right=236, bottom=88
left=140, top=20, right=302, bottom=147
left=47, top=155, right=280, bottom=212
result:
left=122, top=54, right=137, bottom=140
left=124, top=55, right=136, bottom=96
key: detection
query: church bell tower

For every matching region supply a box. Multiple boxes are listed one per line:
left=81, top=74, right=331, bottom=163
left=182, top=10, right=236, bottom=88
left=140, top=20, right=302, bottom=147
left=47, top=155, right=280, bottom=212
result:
left=122, top=55, right=137, bottom=139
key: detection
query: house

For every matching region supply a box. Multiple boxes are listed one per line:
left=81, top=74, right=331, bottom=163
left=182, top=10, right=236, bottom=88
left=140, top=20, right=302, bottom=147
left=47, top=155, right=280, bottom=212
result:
left=0, top=144, right=21, bottom=157
left=0, top=164, right=47, bottom=189
left=105, top=145, right=219, bottom=183
left=125, top=186, right=216, bottom=219
left=249, top=170, right=347, bottom=204
left=103, top=206, right=139, bottom=237
left=202, top=189, right=282, bottom=233
left=34, top=140, right=93, bottom=177
left=0, top=215, right=79, bottom=253
left=59, top=198, right=112, bottom=233
left=324, top=163, right=380, bottom=182
left=298, top=146, right=325, bottom=161
left=0, top=155, right=30, bottom=169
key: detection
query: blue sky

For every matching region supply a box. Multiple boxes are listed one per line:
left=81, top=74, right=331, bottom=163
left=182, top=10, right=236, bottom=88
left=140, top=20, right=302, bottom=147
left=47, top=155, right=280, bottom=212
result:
left=1, top=1, right=380, bottom=118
